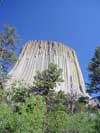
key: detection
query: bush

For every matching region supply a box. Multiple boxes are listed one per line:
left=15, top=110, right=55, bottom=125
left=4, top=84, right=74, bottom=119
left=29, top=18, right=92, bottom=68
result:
left=0, top=96, right=46, bottom=133
left=46, top=110, right=94, bottom=133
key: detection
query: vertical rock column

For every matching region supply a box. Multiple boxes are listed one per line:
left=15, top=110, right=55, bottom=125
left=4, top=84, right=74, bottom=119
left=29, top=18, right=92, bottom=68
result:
left=7, top=40, right=88, bottom=97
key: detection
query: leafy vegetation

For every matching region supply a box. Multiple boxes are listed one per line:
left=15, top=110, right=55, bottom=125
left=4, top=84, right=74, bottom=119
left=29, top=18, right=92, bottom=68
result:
left=32, top=63, right=63, bottom=96
left=0, top=24, right=19, bottom=83
left=0, top=25, right=100, bottom=133
left=0, top=63, right=98, bottom=132
left=0, top=96, right=46, bottom=133
left=46, top=111, right=95, bottom=133
left=0, top=84, right=99, bottom=132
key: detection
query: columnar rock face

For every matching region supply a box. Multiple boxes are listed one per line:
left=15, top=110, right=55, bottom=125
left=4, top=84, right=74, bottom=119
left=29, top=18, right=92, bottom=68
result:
left=7, top=40, right=88, bottom=96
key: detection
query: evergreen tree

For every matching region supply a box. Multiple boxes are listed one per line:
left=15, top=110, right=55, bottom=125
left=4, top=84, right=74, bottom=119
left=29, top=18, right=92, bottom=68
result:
left=87, top=46, right=100, bottom=98
left=0, top=24, right=19, bottom=84
left=32, top=63, right=63, bottom=96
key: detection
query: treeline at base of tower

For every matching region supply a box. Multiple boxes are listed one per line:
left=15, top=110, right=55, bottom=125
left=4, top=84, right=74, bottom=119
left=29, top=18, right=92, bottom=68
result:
left=0, top=25, right=100, bottom=133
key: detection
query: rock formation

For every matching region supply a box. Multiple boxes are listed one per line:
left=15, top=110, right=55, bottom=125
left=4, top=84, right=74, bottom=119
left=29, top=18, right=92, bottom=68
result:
left=7, top=40, right=88, bottom=97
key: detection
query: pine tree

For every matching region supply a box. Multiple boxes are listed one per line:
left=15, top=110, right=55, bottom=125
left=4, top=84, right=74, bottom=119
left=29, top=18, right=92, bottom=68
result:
left=0, top=24, right=19, bottom=84
left=32, top=63, right=63, bottom=96
left=87, top=46, right=100, bottom=98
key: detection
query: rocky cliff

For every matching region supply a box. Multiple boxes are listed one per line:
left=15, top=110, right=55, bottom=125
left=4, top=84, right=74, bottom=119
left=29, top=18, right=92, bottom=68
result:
left=7, top=40, right=88, bottom=97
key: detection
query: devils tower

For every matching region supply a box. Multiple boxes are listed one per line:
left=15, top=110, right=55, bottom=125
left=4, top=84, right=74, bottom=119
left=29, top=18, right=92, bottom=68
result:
left=7, top=40, right=88, bottom=97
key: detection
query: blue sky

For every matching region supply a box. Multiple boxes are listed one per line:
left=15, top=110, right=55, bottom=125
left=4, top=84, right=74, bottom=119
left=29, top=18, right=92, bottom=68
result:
left=0, top=0, right=100, bottom=83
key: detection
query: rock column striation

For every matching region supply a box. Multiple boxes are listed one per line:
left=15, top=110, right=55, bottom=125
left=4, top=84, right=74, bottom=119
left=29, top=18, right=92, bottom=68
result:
left=7, top=40, right=88, bottom=97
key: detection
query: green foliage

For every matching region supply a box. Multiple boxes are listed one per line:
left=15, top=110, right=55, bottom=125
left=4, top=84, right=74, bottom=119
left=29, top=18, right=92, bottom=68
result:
left=44, top=91, right=95, bottom=132
left=9, top=81, right=29, bottom=104
left=33, top=63, right=63, bottom=95
left=0, top=96, right=46, bottom=133
left=46, top=111, right=94, bottom=133
left=46, top=111, right=69, bottom=132
left=0, top=56, right=99, bottom=132
left=88, top=46, right=100, bottom=94
left=68, top=112, right=95, bottom=133
left=14, top=96, right=46, bottom=133
left=0, top=24, right=19, bottom=82
left=93, top=112, right=100, bottom=133
left=44, top=90, right=85, bottom=113
left=45, top=91, right=67, bottom=112
left=0, top=102, right=17, bottom=133
left=0, top=82, right=99, bottom=132
left=78, top=96, right=89, bottom=104
left=0, top=98, right=98, bottom=133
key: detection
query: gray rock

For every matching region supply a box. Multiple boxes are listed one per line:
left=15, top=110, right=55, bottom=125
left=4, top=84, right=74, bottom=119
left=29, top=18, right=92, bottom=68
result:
left=7, top=40, right=89, bottom=97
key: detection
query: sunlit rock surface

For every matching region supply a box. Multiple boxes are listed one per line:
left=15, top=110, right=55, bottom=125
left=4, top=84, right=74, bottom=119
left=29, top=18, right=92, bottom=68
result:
left=7, top=40, right=88, bottom=97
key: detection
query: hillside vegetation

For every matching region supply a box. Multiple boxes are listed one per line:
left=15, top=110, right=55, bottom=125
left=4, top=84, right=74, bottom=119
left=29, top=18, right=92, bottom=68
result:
left=0, top=25, right=100, bottom=133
